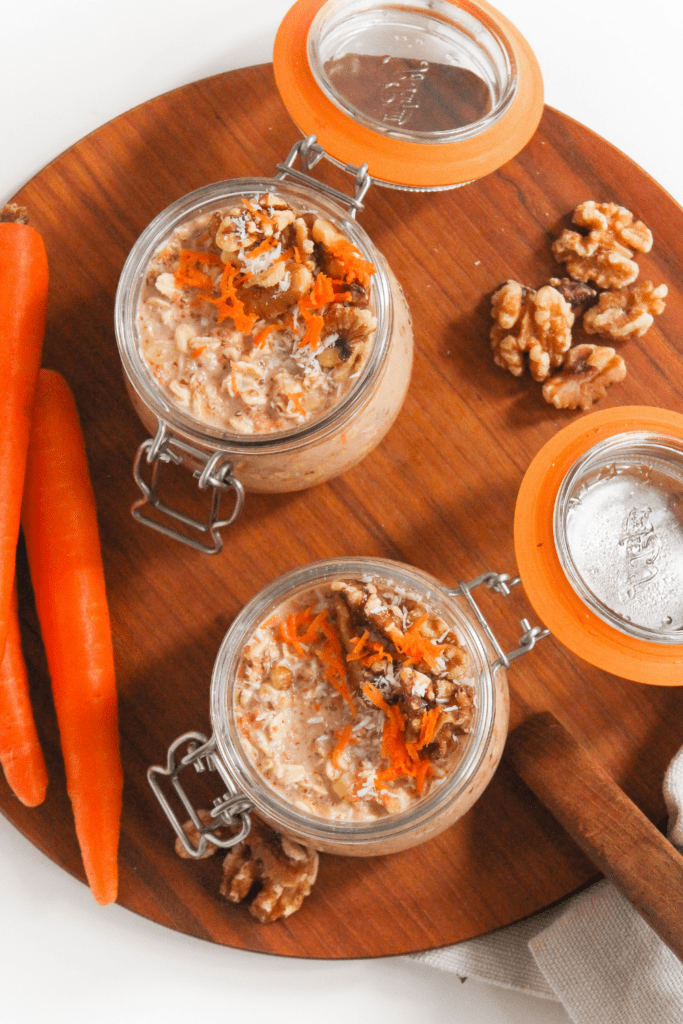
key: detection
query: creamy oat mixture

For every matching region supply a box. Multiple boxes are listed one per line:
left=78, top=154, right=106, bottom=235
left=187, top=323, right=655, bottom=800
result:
left=138, top=194, right=377, bottom=434
left=234, top=577, right=475, bottom=822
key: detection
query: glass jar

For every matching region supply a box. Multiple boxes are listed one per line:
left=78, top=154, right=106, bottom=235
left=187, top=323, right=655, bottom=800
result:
left=148, top=557, right=547, bottom=858
left=515, top=406, right=683, bottom=685
left=115, top=1, right=541, bottom=553
left=115, top=159, right=413, bottom=553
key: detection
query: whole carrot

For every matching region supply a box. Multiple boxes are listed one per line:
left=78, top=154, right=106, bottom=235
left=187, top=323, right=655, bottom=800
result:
left=22, top=369, right=122, bottom=905
left=0, top=206, right=48, bottom=665
left=0, top=581, right=48, bottom=806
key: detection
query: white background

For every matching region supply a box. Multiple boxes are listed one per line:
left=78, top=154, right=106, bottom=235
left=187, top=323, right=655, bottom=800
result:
left=1, top=2, right=682, bottom=1022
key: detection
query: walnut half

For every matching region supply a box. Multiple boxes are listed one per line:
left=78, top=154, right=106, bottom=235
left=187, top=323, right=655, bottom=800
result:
left=583, top=281, right=667, bottom=341
left=490, top=281, right=574, bottom=382
left=552, top=201, right=652, bottom=290
left=542, top=344, right=626, bottom=410
left=220, top=816, right=318, bottom=923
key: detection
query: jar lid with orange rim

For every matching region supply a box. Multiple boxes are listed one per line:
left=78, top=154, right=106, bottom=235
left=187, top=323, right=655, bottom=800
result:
left=514, top=407, right=683, bottom=686
left=273, top=0, right=544, bottom=190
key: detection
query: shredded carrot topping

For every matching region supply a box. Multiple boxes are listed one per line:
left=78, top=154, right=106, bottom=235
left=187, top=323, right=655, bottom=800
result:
left=347, top=634, right=392, bottom=667
left=300, top=273, right=337, bottom=310
left=286, top=391, right=307, bottom=416
left=241, top=196, right=276, bottom=230
left=174, top=249, right=224, bottom=291
left=362, top=683, right=436, bottom=792
left=331, top=279, right=353, bottom=302
left=200, top=263, right=258, bottom=334
left=246, top=238, right=277, bottom=259
left=253, top=324, right=279, bottom=349
left=278, top=608, right=355, bottom=715
left=417, top=707, right=441, bottom=750
left=298, top=308, right=324, bottom=350
left=346, top=631, right=370, bottom=662
left=394, top=614, right=445, bottom=672
left=330, top=724, right=355, bottom=768
left=328, top=239, right=376, bottom=290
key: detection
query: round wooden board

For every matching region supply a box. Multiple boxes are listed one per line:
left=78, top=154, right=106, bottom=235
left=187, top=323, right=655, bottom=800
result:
left=4, top=64, right=683, bottom=959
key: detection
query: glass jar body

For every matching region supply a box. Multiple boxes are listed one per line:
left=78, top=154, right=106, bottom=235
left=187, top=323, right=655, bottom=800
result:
left=116, top=178, right=413, bottom=494
left=209, top=557, right=509, bottom=856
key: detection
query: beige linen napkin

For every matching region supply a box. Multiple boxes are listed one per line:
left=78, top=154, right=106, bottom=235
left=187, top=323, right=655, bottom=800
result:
left=411, top=746, right=683, bottom=1023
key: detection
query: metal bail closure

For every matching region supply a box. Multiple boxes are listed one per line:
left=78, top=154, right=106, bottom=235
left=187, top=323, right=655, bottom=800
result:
left=132, top=421, right=245, bottom=554
left=275, top=135, right=371, bottom=219
left=148, top=731, right=253, bottom=859
left=448, top=572, right=550, bottom=672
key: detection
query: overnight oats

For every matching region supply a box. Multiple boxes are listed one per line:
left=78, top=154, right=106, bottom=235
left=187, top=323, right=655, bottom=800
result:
left=235, top=576, right=475, bottom=820
left=199, top=558, right=511, bottom=856
left=116, top=178, right=413, bottom=506
left=138, top=193, right=379, bottom=436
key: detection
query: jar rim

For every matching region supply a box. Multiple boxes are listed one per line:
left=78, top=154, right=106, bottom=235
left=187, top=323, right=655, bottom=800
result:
left=114, top=176, right=392, bottom=455
left=209, top=556, right=499, bottom=849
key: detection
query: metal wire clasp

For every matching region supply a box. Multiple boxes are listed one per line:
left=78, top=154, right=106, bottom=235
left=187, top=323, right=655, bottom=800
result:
left=148, top=732, right=253, bottom=858
left=448, top=572, right=550, bottom=672
left=132, top=421, right=245, bottom=554
left=275, top=135, right=371, bottom=218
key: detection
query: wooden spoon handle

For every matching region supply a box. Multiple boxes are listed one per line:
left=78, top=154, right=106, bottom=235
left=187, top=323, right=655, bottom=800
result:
left=506, top=711, right=683, bottom=961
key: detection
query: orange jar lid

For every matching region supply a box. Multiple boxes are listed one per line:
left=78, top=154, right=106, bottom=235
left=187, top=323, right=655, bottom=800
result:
left=273, top=0, right=544, bottom=189
left=514, top=407, right=683, bottom=686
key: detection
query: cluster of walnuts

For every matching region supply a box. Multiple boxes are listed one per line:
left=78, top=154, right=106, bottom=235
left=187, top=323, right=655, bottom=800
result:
left=490, top=201, right=667, bottom=410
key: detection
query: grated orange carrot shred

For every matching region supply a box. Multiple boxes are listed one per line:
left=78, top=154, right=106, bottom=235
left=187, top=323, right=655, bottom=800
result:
left=346, top=631, right=370, bottom=662
left=394, top=614, right=445, bottom=672
left=286, top=391, right=307, bottom=416
left=298, top=308, right=324, bottom=350
left=362, top=683, right=436, bottom=793
left=328, top=239, right=376, bottom=290
left=277, top=608, right=355, bottom=715
left=246, top=238, right=277, bottom=259
left=241, top=196, right=276, bottom=230
left=253, top=324, right=280, bottom=349
left=330, top=724, right=356, bottom=768
left=417, top=707, right=441, bottom=750
left=174, top=249, right=224, bottom=291
left=200, top=263, right=258, bottom=334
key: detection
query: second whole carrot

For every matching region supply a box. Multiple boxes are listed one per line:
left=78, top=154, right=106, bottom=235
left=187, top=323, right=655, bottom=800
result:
left=21, top=369, right=122, bottom=905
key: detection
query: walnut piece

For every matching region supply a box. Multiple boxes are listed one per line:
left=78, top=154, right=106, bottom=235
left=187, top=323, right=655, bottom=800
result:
left=490, top=281, right=574, bottom=382
left=0, top=203, right=29, bottom=224
left=220, top=815, right=318, bottom=923
left=552, top=201, right=652, bottom=289
left=548, top=277, right=599, bottom=314
left=174, top=808, right=228, bottom=859
left=542, top=344, right=626, bottom=410
left=583, top=281, right=667, bottom=341
left=317, top=304, right=376, bottom=382
left=175, top=811, right=318, bottom=923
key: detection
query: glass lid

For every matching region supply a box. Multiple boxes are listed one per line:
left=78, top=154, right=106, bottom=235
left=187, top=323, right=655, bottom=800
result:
left=554, top=432, right=683, bottom=644
left=307, top=0, right=517, bottom=144
left=274, top=0, right=544, bottom=189
left=514, top=407, right=683, bottom=686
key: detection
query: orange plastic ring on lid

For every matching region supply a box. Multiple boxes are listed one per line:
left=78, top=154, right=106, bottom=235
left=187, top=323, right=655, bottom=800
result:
left=273, top=0, right=544, bottom=189
left=514, top=407, right=683, bottom=686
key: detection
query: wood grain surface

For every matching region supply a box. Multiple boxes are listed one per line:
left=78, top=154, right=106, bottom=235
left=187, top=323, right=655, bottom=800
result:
left=3, top=63, right=683, bottom=959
